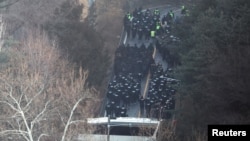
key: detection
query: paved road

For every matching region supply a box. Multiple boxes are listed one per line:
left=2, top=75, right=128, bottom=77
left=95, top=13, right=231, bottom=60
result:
left=100, top=5, right=183, bottom=118
left=75, top=5, right=183, bottom=141
left=121, top=6, right=182, bottom=118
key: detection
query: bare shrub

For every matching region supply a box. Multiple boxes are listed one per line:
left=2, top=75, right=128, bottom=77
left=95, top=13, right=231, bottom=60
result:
left=0, top=30, right=98, bottom=141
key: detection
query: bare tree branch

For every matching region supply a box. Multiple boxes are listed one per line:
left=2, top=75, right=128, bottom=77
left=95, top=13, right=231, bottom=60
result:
left=56, top=108, right=66, bottom=126
left=61, top=97, right=84, bottom=141
left=0, top=129, right=28, bottom=135
left=19, top=111, right=33, bottom=141
left=30, top=100, right=50, bottom=131
left=0, top=101, right=19, bottom=112
left=23, top=84, right=45, bottom=111
left=37, top=133, right=49, bottom=141
left=0, top=129, right=29, bottom=141
left=1, top=82, right=34, bottom=141
left=18, top=86, right=29, bottom=106
left=12, top=111, right=21, bottom=119
left=16, top=120, right=30, bottom=141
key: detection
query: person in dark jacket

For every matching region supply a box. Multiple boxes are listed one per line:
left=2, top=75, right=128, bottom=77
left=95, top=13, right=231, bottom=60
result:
left=139, top=95, right=145, bottom=115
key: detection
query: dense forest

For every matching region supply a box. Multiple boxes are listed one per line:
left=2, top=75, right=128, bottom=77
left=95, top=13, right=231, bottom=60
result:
left=45, top=0, right=110, bottom=87
left=168, top=0, right=250, bottom=140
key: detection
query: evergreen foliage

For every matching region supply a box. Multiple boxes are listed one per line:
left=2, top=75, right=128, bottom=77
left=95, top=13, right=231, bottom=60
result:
left=172, top=0, right=250, bottom=139
left=45, top=0, right=110, bottom=86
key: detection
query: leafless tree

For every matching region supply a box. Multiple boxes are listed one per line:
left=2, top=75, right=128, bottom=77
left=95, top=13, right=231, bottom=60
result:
left=0, top=30, right=98, bottom=141
left=0, top=14, right=5, bottom=52
left=2, top=0, right=65, bottom=42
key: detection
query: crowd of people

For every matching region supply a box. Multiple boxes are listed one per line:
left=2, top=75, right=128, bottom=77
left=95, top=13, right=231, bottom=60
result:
left=106, top=43, right=155, bottom=118
left=105, top=7, right=181, bottom=119
left=123, top=7, right=175, bottom=40
left=140, top=63, right=177, bottom=119
left=114, top=43, right=154, bottom=76
left=106, top=73, right=141, bottom=117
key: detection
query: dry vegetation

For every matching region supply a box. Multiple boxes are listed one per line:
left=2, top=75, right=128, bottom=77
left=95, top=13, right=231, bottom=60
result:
left=78, top=0, right=90, bottom=20
left=0, top=30, right=98, bottom=141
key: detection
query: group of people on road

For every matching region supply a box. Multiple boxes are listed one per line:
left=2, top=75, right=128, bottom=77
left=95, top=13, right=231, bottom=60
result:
left=114, top=43, right=154, bottom=76
left=106, top=73, right=141, bottom=118
left=123, top=5, right=189, bottom=44
left=105, top=6, right=184, bottom=119
left=106, top=44, right=155, bottom=118
left=140, top=63, right=177, bottom=119
left=123, top=7, right=175, bottom=41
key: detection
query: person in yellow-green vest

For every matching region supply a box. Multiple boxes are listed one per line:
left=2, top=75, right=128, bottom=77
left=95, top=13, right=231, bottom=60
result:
left=181, top=5, right=190, bottom=16
left=151, top=30, right=156, bottom=38
left=166, top=10, right=174, bottom=24
left=155, top=21, right=162, bottom=36
left=169, top=10, right=174, bottom=19
left=154, top=8, right=160, bottom=15
left=156, top=22, right=161, bottom=30
left=181, top=5, right=186, bottom=14
left=126, top=12, right=132, bottom=21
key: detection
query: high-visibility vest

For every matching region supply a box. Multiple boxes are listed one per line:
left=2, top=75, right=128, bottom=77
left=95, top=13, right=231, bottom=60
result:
left=154, top=9, right=159, bottom=15
left=170, top=13, right=174, bottom=18
left=156, top=25, right=160, bottom=30
left=151, top=31, right=156, bottom=37
left=156, top=23, right=161, bottom=30
left=181, top=6, right=187, bottom=14
left=127, top=13, right=131, bottom=20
